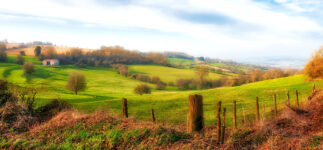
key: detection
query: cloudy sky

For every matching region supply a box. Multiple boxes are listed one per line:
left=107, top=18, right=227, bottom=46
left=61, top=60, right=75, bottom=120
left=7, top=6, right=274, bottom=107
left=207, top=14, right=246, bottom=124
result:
left=0, top=0, right=322, bottom=61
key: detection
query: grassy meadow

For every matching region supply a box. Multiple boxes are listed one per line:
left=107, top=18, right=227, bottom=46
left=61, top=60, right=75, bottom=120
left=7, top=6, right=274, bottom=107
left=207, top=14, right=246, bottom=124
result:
left=1, top=55, right=322, bottom=127
left=128, top=65, right=229, bottom=83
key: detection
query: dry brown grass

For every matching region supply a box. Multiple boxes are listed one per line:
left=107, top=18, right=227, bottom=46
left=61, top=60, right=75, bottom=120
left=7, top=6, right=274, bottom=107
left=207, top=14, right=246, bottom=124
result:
left=5, top=45, right=93, bottom=56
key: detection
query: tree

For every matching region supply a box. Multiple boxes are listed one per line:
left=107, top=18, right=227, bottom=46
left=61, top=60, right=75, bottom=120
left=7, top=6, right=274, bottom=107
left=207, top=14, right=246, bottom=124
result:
left=0, top=80, right=16, bottom=107
left=134, top=84, right=151, bottom=95
left=146, top=52, right=168, bottom=65
left=176, top=78, right=192, bottom=90
left=43, top=46, right=57, bottom=58
left=34, top=46, right=41, bottom=56
left=16, top=55, right=25, bottom=65
left=20, top=51, right=26, bottom=56
left=0, top=43, right=6, bottom=51
left=0, top=50, right=7, bottom=62
left=66, top=72, right=86, bottom=95
left=249, top=69, right=263, bottom=82
left=195, top=66, right=209, bottom=89
left=22, top=62, right=34, bottom=74
left=305, top=48, right=323, bottom=80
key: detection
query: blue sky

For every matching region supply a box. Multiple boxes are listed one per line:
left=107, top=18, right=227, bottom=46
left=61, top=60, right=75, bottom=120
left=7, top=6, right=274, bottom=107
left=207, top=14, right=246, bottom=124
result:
left=0, top=0, right=322, bottom=61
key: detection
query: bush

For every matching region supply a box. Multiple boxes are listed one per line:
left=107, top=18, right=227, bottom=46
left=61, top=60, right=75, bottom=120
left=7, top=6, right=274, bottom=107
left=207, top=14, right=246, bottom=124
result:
left=150, top=76, right=161, bottom=84
left=118, top=65, right=130, bottom=77
left=0, top=50, right=7, bottom=62
left=135, top=74, right=150, bottom=82
left=0, top=80, right=17, bottom=107
left=176, top=79, right=192, bottom=90
left=16, top=55, right=25, bottom=65
left=156, top=81, right=166, bottom=90
left=22, top=62, right=34, bottom=74
left=66, top=72, right=86, bottom=95
left=134, top=84, right=151, bottom=95
left=305, top=48, right=323, bottom=80
left=168, top=82, right=174, bottom=86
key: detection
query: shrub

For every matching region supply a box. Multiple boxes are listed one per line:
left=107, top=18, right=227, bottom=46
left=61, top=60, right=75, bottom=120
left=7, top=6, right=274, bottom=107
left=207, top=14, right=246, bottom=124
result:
left=0, top=50, right=7, bottom=62
left=134, top=84, right=151, bottom=95
left=135, top=74, right=150, bottom=82
left=305, top=48, right=323, bottom=80
left=118, top=65, right=130, bottom=77
left=156, top=81, right=166, bottom=90
left=16, top=55, right=25, bottom=65
left=176, top=79, right=192, bottom=90
left=0, top=80, right=17, bottom=107
left=66, top=72, right=86, bottom=95
left=22, top=62, right=34, bottom=74
left=150, top=76, right=161, bottom=84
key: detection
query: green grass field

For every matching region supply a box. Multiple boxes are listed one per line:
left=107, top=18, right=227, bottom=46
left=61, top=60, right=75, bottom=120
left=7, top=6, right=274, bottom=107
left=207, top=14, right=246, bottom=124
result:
left=1, top=55, right=322, bottom=127
left=129, top=65, right=227, bottom=83
left=168, top=58, right=195, bottom=66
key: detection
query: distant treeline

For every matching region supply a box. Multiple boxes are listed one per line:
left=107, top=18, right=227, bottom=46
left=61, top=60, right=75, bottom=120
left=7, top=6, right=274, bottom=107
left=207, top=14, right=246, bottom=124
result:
left=174, top=68, right=298, bottom=90
left=40, top=46, right=169, bottom=67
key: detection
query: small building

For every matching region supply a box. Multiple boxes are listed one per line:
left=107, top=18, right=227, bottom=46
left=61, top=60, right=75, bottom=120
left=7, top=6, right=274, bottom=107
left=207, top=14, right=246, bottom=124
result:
left=42, top=59, right=59, bottom=66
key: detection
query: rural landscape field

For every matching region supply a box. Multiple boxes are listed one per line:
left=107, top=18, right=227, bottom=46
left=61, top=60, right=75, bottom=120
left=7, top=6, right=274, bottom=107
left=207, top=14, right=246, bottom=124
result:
left=1, top=0, right=323, bottom=149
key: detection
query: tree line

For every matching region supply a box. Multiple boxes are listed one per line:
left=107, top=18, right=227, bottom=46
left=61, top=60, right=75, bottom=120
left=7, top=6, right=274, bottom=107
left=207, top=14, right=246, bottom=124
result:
left=175, top=66, right=298, bottom=90
left=39, top=46, right=169, bottom=67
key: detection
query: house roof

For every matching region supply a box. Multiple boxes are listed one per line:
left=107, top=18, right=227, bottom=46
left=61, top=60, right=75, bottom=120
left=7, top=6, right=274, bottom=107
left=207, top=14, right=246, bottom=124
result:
left=42, top=59, right=58, bottom=61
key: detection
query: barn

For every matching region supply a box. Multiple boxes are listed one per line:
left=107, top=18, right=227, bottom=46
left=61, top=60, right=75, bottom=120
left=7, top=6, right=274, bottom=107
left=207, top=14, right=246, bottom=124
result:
left=42, top=59, right=59, bottom=66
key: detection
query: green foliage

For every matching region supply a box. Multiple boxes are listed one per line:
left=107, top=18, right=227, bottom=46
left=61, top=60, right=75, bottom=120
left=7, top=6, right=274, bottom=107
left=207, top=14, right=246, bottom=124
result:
left=0, top=55, right=322, bottom=126
left=34, top=46, right=41, bottom=56
left=106, top=129, right=122, bottom=147
left=0, top=50, right=7, bottom=62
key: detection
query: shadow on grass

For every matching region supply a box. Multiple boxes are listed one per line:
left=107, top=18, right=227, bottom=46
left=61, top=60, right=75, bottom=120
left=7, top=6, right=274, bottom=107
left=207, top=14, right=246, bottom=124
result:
left=63, top=94, right=116, bottom=104
left=3, top=66, right=21, bottom=78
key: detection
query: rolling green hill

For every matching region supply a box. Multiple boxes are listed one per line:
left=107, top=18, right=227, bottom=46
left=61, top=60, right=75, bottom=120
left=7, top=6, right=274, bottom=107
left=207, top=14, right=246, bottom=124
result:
left=0, top=55, right=322, bottom=127
left=128, top=65, right=230, bottom=83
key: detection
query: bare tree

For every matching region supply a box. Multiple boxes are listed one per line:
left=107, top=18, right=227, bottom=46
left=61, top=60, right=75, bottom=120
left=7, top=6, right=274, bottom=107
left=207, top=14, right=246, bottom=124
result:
left=66, top=72, right=86, bottom=95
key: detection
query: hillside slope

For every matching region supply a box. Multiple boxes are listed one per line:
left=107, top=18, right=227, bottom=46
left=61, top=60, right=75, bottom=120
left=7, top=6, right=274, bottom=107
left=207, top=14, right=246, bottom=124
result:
left=0, top=89, right=322, bottom=149
left=0, top=55, right=322, bottom=126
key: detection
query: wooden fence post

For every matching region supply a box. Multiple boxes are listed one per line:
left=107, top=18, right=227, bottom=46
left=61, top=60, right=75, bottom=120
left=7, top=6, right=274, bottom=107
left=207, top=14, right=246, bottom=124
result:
left=286, top=91, right=290, bottom=104
left=273, top=94, right=277, bottom=117
left=151, top=109, right=156, bottom=123
left=216, top=101, right=222, bottom=143
left=188, top=95, right=204, bottom=133
left=221, top=108, right=226, bottom=144
left=295, top=90, right=299, bottom=107
left=256, top=97, right=260, bottom=122
left=122, top=98, right=128, bottom=118
left=233, top=100, right=237, bottom=130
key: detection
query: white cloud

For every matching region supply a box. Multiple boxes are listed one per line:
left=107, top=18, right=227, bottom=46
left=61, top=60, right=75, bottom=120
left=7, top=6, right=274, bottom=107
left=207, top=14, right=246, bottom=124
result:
left=0, top=0, right=322, bottom=61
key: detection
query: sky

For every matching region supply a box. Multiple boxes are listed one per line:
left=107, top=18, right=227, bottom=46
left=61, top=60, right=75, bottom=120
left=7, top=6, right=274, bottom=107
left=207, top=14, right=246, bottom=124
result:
left=0, top=0, right=322, bottom=62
